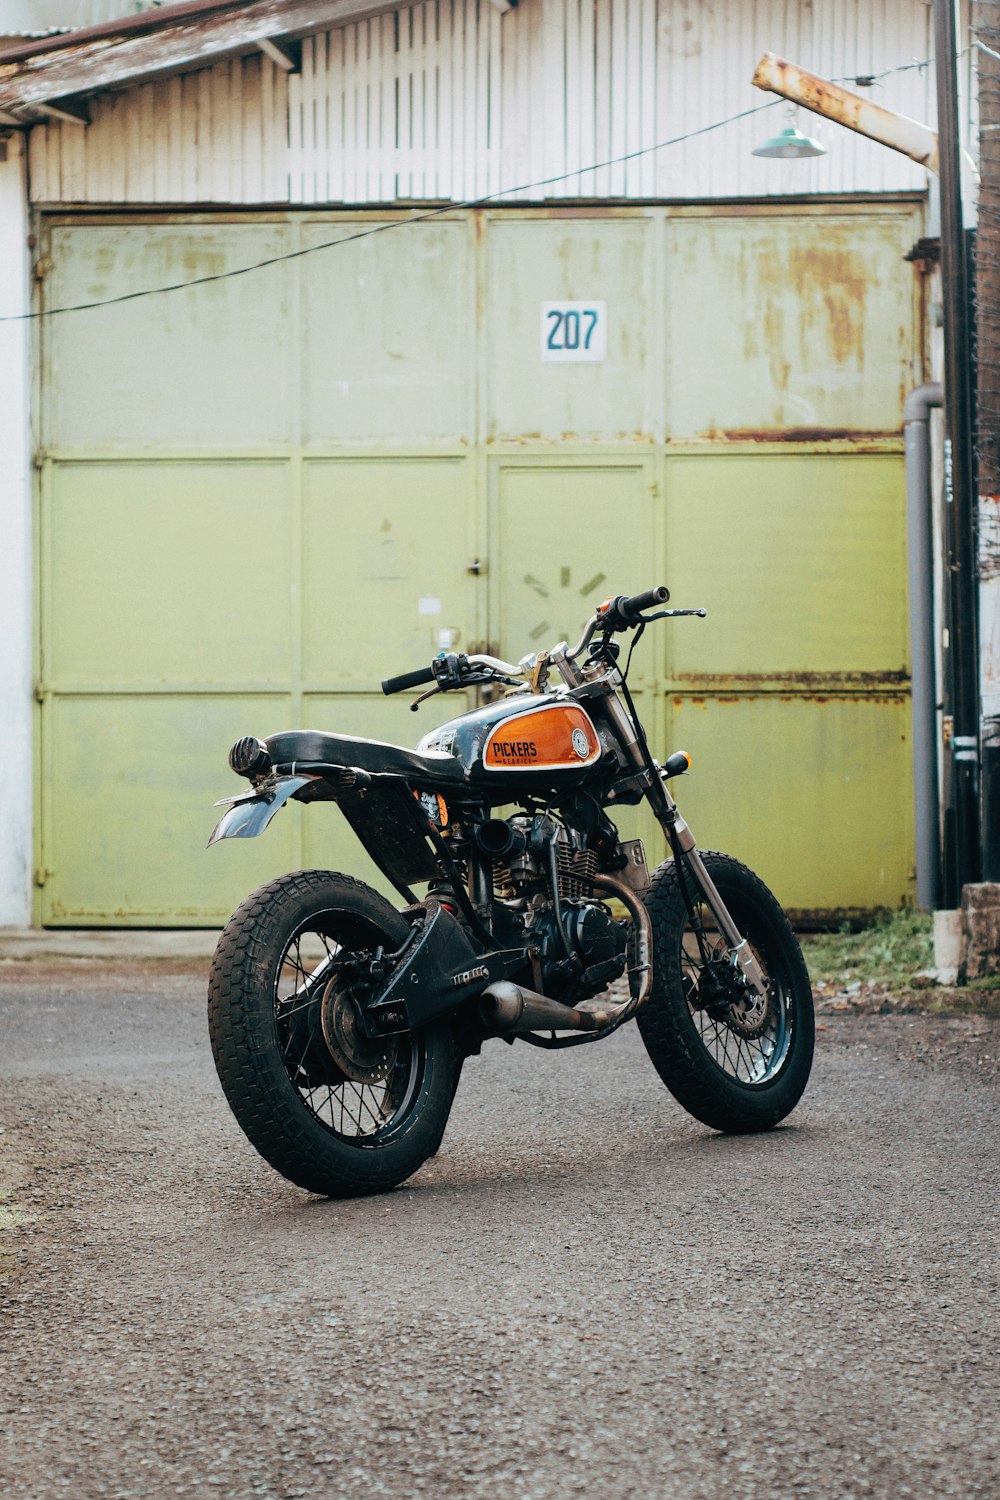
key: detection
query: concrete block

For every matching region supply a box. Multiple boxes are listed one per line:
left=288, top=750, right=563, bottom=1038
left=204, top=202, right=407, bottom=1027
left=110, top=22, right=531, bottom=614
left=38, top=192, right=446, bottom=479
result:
left=933, top=909, right=963, bottom=985
left=961, top=884, right=1000, bottom=981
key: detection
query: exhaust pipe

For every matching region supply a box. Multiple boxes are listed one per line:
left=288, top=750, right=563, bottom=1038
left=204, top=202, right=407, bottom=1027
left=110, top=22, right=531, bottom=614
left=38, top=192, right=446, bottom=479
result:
left=481, top=871, right=655, bottom=1035
left=480, top=981, right=598, bottom=1034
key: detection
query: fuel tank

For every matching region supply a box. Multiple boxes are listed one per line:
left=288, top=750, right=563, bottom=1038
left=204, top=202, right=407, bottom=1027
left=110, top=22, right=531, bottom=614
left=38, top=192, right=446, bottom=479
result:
left=418, top=694, right=602, bottom=790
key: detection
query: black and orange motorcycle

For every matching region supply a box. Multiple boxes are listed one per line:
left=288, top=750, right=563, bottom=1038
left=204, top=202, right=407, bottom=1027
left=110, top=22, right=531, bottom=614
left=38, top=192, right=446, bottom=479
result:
left=207, top=586, right=814, bottom=1197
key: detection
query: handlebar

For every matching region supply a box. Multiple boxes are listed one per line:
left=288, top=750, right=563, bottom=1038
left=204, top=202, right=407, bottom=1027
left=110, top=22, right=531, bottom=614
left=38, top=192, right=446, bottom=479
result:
left=381, top=584, right=681, bottom=697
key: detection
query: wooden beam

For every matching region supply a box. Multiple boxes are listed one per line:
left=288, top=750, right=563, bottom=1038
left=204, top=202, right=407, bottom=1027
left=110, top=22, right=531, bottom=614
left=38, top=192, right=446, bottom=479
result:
left=257, top=36, right=298, bottom=70
left=0, top=0, right=404, bottom=112
left=34, top=99, right=90, bottom=127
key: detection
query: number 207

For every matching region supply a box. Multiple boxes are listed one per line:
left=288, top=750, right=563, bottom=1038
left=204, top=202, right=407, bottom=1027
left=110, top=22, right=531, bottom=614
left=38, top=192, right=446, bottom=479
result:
left=546, top=307, right=599, bottom=351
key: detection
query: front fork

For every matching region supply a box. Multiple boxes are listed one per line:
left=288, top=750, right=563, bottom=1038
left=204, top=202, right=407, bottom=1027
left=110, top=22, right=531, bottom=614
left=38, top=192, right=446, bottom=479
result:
left=600, top=693, right=768, bottom=999
left=656, top=793, right=768, bottom=998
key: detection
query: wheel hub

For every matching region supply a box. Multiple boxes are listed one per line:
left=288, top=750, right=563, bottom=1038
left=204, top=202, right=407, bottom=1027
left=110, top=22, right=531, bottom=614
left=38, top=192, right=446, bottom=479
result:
left=697, top=956, right=773, bottom=1038
left=723, top=985, right=773, bottom=1039
left=320, top=977, right=398, bottom=1084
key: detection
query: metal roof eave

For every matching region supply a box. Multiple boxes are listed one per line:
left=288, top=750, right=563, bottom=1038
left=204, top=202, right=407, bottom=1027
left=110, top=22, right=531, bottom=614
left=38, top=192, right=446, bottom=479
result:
left=0, top=0, right=409, bottom=120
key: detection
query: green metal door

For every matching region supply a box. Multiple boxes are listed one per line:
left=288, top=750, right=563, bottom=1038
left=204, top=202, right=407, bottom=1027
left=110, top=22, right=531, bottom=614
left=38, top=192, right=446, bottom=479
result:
left=37, top=216, right=480, bottom=923
left=484, top=205, right=921, bottom=920
left=37, top=202, right=922, bottom=923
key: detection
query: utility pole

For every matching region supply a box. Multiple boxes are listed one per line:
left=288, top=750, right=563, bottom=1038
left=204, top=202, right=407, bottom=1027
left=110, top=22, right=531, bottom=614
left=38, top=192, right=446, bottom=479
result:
left=934, top=0, right=981, bottom=902
left=975, top=2, right=1000, bottom=881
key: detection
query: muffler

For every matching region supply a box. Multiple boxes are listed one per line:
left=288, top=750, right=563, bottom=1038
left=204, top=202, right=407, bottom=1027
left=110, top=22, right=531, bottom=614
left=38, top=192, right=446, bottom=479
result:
left=480, top=981, right=599, bottom=1034
left=480, top=978, right=653, bottom=1035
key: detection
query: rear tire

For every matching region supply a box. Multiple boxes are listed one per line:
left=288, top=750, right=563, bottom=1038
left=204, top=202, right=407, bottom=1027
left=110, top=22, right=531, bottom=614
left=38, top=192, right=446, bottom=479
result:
left=637, top=852, right=814, bottom=1132
left=208, top=870, right=457, bottom=1197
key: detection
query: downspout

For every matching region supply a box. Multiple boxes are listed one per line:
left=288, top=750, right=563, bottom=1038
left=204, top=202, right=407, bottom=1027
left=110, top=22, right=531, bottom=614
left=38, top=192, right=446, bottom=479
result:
left=904, top=382, right=944, bottom=909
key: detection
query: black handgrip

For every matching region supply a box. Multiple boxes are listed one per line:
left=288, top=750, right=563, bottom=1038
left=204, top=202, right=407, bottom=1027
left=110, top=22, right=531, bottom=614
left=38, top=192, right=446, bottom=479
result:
left=381, top=664, right=436, bottom=695
left=598, top=585, right=670, bottom=632
left=619, top=585, right=670, bottom=622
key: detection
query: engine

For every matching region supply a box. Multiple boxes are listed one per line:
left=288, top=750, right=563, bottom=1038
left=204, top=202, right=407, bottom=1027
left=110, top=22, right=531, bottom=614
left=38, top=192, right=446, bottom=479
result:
left=482, top=814, right=629, bottom=1001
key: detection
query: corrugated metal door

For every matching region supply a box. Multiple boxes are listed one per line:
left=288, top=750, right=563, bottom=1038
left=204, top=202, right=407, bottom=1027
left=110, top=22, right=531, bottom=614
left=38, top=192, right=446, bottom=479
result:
left=483, top=205, right=920, bottom=917
left=661, top=210, right=917, bottom=917
left=37, top=202, right=921, bottom=923
left=37, top=216, right=479, bottom=923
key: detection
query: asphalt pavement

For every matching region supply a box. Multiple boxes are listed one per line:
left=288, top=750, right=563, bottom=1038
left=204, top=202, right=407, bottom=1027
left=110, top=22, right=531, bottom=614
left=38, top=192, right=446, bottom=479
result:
left=0, top=953, right=998, bottom=1500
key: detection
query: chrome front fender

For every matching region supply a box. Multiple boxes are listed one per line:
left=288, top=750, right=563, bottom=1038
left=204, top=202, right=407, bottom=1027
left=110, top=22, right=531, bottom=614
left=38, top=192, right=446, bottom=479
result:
left=208, top=775, right=317, bottom=846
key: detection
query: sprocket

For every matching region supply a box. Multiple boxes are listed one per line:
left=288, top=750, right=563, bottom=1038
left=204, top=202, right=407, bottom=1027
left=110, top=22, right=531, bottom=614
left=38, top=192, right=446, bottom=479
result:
left=320, top=977, right=398, bottom=1084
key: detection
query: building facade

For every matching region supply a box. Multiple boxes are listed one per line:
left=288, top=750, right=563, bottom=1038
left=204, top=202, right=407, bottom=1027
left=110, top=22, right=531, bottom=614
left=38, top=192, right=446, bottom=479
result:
left=0, top=0, right=966, bottom=925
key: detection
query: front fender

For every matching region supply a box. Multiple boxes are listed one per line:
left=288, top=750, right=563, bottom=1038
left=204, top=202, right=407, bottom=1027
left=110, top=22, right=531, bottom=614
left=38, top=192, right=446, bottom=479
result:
left=208, top=775, right=317, bottom=846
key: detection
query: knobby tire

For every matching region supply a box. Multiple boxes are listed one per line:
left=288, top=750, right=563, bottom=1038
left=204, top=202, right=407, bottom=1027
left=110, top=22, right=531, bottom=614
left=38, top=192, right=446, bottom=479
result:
left=638, top=852, right=815, bottom=1132
left=208, top=870, right=457, bottom=1197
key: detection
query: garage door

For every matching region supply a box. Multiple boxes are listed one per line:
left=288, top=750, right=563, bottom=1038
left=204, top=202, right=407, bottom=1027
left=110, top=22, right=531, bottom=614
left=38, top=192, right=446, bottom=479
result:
left=36, top=202, right=921, bottom=922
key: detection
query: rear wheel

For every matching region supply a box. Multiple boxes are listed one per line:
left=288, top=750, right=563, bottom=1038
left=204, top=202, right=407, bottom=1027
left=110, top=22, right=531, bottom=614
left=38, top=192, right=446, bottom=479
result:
left=637, top=852, right=814, bottom=1132
left=208, top=870, right=457, bottom=1197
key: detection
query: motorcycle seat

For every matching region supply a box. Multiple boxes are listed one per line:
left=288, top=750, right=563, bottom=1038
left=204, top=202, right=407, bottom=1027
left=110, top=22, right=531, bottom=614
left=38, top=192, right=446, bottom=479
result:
left=265, top=729, right=465, bottom=786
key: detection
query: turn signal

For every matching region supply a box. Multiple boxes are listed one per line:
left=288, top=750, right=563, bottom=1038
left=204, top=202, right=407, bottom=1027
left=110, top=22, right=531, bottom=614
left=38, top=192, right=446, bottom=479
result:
left=662, top=750, right=692, bottom=779
left=229, top=736, right=272, bottom=780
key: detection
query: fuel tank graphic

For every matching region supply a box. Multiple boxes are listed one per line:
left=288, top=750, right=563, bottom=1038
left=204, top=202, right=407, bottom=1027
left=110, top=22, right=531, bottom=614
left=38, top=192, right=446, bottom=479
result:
left=420, top=694, right=603, bottom=789
left=482, top=703, right=600, bottom=772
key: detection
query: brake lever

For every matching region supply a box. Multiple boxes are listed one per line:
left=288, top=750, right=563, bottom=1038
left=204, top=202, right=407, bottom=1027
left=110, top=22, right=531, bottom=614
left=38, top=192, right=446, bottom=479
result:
left=643, top=607, right=707, bottom=621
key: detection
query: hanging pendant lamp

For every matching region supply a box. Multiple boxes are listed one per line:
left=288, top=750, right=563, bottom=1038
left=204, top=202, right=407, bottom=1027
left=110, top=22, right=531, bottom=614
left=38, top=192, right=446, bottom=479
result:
left=752, top=109, right=827, bottom=159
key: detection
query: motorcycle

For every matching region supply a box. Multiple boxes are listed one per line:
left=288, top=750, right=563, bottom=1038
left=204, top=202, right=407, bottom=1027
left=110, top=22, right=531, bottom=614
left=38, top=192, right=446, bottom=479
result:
left=207, top=585, right=814, bottom=1198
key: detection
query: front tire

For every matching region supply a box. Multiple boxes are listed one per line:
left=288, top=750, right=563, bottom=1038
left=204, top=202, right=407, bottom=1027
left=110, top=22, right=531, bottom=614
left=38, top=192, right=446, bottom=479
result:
left=637, top=852, right=814, bottom=1132
left=208, top=870, right=457, bottom=1197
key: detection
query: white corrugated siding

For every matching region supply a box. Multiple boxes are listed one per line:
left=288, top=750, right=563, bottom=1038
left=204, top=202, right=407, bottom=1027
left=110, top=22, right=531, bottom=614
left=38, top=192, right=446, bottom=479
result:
left=28, top=0, right=945, bottom=204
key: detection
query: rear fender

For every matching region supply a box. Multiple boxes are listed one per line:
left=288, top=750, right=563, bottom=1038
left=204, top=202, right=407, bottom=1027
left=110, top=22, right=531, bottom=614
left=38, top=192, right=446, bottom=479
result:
left=208, top=774, right=318, bottom=845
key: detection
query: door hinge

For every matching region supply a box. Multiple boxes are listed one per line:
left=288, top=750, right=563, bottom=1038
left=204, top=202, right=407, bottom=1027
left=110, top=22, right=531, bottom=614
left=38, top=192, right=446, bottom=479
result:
left=32, top=255, right=52, bottom=281
left=33, top=450, right=47, bottom=471
left=33, top=682, right=47, bottom=703
left=33, top=866, right=52, bottom=888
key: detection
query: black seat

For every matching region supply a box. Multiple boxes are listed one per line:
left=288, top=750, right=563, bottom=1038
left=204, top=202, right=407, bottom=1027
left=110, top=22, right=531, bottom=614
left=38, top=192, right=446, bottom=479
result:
left=265, top=729, right=465, bottom=786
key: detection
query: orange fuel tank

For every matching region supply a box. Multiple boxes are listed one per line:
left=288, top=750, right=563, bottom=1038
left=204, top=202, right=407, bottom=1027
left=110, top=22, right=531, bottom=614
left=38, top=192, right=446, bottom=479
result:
left=482, top=702, right=601, bottom=773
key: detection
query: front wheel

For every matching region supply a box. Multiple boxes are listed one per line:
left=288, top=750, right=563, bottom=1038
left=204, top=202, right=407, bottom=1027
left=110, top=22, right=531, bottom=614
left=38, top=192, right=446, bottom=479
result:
left=208, top=870, right=457, bottom=1197
left=637, top=852, right=814, bottom=1132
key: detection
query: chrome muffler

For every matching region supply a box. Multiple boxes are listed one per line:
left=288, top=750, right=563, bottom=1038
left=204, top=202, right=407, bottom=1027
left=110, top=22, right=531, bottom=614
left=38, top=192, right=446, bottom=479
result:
left=480, top=981, right=599, bottom=1034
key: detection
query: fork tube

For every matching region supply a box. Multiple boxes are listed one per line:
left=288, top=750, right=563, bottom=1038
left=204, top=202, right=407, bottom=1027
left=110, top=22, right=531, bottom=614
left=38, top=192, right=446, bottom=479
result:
left=662, top=806, right=767, bottom=996
left=599, top=679, right=766, bottom=994
left=652, top=762, right=769, bottom=996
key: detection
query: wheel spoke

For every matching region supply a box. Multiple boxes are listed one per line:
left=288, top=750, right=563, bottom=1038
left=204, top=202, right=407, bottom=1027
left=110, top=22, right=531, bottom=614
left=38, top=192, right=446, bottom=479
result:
left=273, top=915, right=422, bottom=1144
left=682, top=919, right=790, bottom=1086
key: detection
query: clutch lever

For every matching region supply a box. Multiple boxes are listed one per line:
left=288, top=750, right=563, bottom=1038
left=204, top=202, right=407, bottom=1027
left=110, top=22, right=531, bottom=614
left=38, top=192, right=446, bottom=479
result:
left=410, top=684, right=444, bottom=711
left=410, top=667, right=520, bottom=711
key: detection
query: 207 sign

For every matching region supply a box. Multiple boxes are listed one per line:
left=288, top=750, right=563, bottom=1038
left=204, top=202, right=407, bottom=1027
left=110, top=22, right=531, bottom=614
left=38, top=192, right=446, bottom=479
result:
left=540, top=301, right=607, bottom=362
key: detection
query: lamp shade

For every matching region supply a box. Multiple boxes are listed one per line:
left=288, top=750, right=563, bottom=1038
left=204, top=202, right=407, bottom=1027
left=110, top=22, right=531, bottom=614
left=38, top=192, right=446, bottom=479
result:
left=751, top=124, right=826, bottom=159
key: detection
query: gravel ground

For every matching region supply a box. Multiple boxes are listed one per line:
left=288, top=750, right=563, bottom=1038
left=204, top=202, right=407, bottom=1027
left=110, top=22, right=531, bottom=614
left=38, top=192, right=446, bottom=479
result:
left=1, top=958, right=998, bottom=1500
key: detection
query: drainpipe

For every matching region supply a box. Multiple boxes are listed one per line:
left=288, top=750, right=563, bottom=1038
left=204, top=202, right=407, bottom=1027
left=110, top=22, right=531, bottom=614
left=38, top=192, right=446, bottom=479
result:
left=933, top=0, right=981, bottom=904
left=904, top=383, right=944, bottom=909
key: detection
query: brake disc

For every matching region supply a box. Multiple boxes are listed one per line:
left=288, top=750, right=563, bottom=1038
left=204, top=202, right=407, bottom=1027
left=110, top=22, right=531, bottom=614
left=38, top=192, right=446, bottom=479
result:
left=697, top=955, right=773, bottom=1039
left=320, top=977, right=398, bottom=1084
left=723, top=984, right=773, bottom=1039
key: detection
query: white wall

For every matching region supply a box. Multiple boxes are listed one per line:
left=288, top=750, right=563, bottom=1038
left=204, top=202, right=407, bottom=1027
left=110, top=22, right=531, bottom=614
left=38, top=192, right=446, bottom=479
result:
left=0, top=131, right=33, bottom=927
left=27, top=0, right=942, bottom=206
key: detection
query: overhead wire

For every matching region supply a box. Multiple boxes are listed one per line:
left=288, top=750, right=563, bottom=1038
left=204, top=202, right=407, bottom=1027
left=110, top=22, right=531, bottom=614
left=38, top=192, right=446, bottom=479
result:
left=0, top=51, right=936, bottom=323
